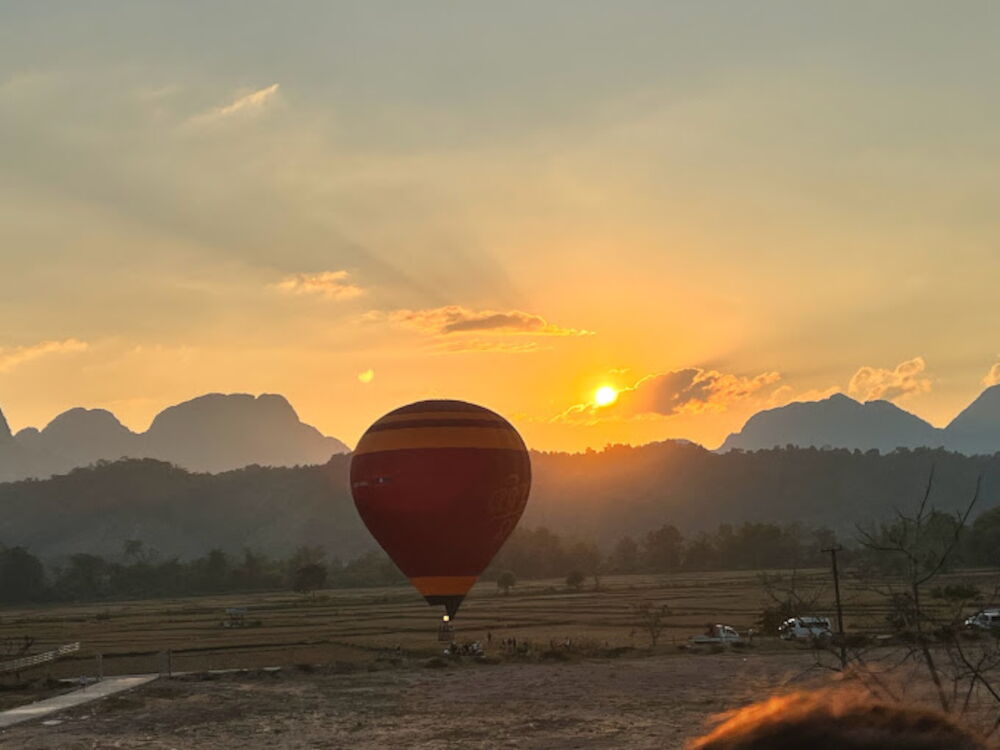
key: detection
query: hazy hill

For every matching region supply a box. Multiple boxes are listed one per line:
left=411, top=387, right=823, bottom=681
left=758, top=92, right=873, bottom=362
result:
left=16, top=408, right=138, bottom=477
left=945, top=385, right=1000, bottom=456
left=0, top=394, right=349, bottom=482
left=720, top=387, right=1000, bottom=455
left=1, top=443, right=996, bottom=560
left=719, top=394, right=946, bottom=453
left=142, top=394, right=347, bottom=473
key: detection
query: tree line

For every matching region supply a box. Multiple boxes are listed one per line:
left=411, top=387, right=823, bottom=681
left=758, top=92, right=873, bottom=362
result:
left=491, top=506, right=1000, bottom=588
left=0, top=541, right=405, bottom=605
left=4, top=504, right=1000, bottom=605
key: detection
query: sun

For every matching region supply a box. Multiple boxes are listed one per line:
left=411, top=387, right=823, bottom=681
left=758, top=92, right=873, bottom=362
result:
left=594, top=385, right=618, bottom=407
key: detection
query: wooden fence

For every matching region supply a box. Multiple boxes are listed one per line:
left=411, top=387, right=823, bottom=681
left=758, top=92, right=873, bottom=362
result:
left=0, top=642, right=80, bottom=675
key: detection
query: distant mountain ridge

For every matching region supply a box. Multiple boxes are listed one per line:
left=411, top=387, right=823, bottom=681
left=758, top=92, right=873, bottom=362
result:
left=1, top=444, right=996, bottom=560
left=0, top=394, right=349, bottom=482
left=720, top=385, right=1000, bottom=455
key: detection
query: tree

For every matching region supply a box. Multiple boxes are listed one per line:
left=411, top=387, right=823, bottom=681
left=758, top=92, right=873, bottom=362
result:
left=565, top=569, right=585, bottom=591
left=122, top=539, right=147, bottom=563
left=632, top=601, right=670, bottom=648
left=496, top=570, right=517, bottom=595
left=566, top=540, right=603, bottom=589
left=683, top=533, right=718, bottom=571
left=0, top=547, right=45, bottom=603
left=794, top=466, right=1000, bottom=740
left=855, top=470, right=982, bottom=713
left=287, top=545, right=326, bottom=571
left=54, top=553, right=109, bottom=600
left=968, top=506, right=1000, bottom=567
left=292, top=563, right=328, bottom=596
left=190, top=549, right=230, bottom=592
left=643, top=524, right=683, bottom=572
left=609, top=535, right=639, bottom=573
left=232, top=549, right=276, bottom=590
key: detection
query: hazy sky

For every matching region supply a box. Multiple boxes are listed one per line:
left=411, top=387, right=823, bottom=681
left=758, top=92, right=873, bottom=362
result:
left=2, top=1, right=999, bottom=452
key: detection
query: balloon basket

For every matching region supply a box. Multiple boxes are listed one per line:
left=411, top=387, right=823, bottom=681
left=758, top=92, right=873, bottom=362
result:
left=437, top=622, right=454, bottom=642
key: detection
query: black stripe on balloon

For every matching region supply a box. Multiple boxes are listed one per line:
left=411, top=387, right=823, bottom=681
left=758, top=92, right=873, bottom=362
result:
left=366, top=419, right=510, bottom=432
left=425, top=594, right=466, bottom=618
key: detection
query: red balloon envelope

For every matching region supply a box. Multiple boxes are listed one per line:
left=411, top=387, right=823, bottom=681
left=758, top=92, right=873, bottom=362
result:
left=350, top=400, right=531, bottom=618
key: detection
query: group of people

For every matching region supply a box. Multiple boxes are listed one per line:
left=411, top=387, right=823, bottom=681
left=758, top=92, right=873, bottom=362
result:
left=442, top=641, right=483, bottom=657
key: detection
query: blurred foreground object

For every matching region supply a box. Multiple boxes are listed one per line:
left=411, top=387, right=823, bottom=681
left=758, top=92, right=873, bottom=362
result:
left=688, top=690, right=988, bottom=750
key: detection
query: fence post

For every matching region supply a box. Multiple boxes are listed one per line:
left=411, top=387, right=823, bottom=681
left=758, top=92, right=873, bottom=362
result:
left=96, top=653, right=103, bottom=682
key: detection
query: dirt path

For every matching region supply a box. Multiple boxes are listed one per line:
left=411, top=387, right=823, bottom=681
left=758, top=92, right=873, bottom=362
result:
left=0, top=652, right=823, bottom=749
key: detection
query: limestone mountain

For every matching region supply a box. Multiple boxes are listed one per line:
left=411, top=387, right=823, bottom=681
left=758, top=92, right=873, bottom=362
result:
left=0, top=394, right=349, bottom=481
left=20, top=408, right=138, bottom=476
left=142, top=393, right=348, bottom=473
left=945, top=384, right=1000, bottom=456
left=718, top=393, right=946, bottom=453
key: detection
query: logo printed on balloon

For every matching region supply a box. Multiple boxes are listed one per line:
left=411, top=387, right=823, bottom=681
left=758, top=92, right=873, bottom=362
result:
left=350, top=400, right=531, bottom=619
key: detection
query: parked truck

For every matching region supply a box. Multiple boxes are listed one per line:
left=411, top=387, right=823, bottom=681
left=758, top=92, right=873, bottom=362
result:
left=689, top=624, right=743, bottom=644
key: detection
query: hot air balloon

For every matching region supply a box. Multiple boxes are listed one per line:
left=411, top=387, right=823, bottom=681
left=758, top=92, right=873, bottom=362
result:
left=349, top=400, right=531, bottom=621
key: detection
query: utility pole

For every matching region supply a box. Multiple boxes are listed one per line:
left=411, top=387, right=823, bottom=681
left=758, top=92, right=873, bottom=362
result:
left=823, top=545, right=847, bottom=669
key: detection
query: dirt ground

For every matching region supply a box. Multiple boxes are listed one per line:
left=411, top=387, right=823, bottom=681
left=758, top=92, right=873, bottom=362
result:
left=1, top=651, right=826, bottom=749
left=3, top=571, right=999, bottom=747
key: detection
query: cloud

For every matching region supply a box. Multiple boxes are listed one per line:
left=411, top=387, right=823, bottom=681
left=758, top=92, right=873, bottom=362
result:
left=386, top=306, right=592, bottom=337
left=273, top=270, right=364, bottom=300
left=187, top=83, right=280, bottom=126
left=555, top=367, right=781, bottom=423
left=357, top=368, right=374, bottom=384
left=983, top=362, right=1000, bottom=388
left=0, top=339, right=89, bottom=373
left=626, top=368, right=782, bottom=416
left=848, top=356, right=931, bottom=402
left=432, top=338, right=544, bottom=354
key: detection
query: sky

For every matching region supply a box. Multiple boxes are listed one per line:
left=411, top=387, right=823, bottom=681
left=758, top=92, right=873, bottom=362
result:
left=1, top=1, right=999, bottom=453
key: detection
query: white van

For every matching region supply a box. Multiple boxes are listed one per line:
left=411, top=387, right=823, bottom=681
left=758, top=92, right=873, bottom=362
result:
left=964, top=610, right=1000, bottom=631
left=779, top=616, right=833, bottom=641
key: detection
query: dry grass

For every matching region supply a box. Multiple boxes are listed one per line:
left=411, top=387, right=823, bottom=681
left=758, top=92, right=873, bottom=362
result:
left=2, top=569, right=1000, bottom=747
left=3, top=567, right=1000, bottom=680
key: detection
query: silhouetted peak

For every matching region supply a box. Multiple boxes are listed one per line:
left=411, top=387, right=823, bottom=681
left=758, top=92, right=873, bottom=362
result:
left=949, top=384, right=1000, bottom=427
left=0, top=393, right=348, bottom=481
left=0, top=408, right=11, bottom=442
left=719, top=391, right=943, bottom=453
left=142, top=392, right=347, bottom=473
left=943, top=384, right=1000, bottom=455
left=42, top=407, right=132, bottom=438
left=825, top=393, right=856, bottom=404
left=13, top=426, right=41, bottom=450
left=146, top=393, right=298, bottom=434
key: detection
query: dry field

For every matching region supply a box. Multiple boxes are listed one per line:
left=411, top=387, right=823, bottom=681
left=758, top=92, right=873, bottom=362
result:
left=1, top=569, right=999, bottom=748
left=1, top=569, right=816, bottom=683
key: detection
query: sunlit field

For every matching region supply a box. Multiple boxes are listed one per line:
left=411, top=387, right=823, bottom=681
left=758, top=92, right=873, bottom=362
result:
left=3, top=569, right=1000, bottom=747
left=4, top=567, right=999, bottom=680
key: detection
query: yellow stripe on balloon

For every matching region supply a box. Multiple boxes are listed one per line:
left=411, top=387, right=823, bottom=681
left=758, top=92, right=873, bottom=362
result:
left=354, top=426, right=524, bottom=455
